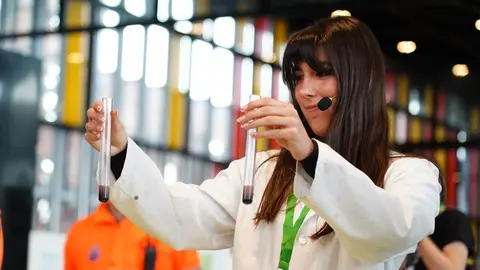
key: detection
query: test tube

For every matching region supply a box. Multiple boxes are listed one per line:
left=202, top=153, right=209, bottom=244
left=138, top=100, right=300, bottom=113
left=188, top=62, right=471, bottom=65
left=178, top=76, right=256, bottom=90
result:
left=242, top=94, right=260, bottom=204
left=98, top=97, right=113, bottom=203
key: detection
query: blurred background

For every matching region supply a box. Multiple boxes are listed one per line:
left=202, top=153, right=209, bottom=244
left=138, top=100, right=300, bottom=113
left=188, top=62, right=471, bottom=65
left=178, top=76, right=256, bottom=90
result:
left=1, top=0, right=480, bottom=269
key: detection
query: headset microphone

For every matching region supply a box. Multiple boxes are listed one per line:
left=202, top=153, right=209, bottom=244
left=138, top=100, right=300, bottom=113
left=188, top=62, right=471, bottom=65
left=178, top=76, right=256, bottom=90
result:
left=317, top=97, right=335, bottom=111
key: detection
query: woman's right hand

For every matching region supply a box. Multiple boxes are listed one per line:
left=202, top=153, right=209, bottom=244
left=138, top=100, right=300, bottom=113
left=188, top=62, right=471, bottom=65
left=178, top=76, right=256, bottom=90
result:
left=85, top=100, right=128, bottom=156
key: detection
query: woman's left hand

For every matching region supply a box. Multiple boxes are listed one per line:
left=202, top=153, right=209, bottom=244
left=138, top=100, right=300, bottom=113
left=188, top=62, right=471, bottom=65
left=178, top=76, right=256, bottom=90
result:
left=237, top=97, right=314, bottom=161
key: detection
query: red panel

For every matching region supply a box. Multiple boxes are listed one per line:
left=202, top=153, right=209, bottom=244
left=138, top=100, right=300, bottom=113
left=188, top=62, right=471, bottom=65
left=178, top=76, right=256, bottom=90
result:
left=469, top=149, right=478, bottom=217
left=234, top=108, right=246, bottom=159
left=447, top=129, right=457, bottom=142
left=385, top=73, right=396, bottom=104
left=446, top=149, right=457, bottom=207
left=232, top=56, right=244, bottom=160
left=423, top=121, right=432, bottom=143
left=254, top=17, right=271, bottom=59
left=435, top=91, right=447, bottom=121
left=213, top=163, right=224, bottom=176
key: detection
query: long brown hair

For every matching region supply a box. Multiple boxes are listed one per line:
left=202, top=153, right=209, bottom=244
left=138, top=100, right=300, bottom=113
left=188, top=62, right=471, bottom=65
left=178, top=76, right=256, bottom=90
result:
left=253, top=17, right=391, bottom=239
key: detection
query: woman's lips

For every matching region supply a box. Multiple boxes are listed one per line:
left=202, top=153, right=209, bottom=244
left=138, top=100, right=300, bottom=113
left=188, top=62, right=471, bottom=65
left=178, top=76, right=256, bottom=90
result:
left=304, top=105, right=319, bottom=112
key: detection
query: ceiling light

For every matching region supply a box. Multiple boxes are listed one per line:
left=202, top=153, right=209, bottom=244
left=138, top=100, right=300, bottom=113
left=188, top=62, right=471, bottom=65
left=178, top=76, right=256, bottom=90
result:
left=452, top=64, right=469, bottom=77
left=475, top=19, right=480, bottom=31
left=331, top=10, right=351, bottom=17
left=397, top=41, right=416, bottom=54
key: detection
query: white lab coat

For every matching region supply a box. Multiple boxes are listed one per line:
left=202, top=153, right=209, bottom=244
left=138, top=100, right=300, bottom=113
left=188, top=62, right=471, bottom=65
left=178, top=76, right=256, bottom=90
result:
left=110, top=138, right=441, bottom=270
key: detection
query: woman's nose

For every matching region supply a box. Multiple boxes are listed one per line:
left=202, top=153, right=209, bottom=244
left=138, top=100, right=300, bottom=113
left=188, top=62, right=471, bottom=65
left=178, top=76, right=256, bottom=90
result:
left=299, top=86, right=316, bottom=97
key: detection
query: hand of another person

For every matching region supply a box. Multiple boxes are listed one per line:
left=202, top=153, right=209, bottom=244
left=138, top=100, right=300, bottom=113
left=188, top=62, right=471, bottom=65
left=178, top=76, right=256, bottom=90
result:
left=237, top=97, right=313, bottom=161
left=85, top=100, right=128, bottom=156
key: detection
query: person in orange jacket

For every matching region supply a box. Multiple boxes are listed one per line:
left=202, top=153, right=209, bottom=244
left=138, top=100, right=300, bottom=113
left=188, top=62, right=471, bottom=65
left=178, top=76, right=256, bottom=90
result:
left=64, top=202, right=201, bottom=270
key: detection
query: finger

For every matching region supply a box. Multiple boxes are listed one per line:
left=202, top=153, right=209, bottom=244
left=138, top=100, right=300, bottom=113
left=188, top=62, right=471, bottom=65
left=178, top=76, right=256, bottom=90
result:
left=85, top=132, right=100, bottom=143
left=238, top=105, right=291, bottom=124
left=93, top=101, right=103, bottom=112
left=242, top=97, right=286, bottom=112
left=110, top=110, right=123, bottom=131
left=85, top=121, right=103, bottom=133
left=87, top=107, right=104, bottom=122
left=241, top=116, right=294, bottom=130
left=252, top=128, right=293, bottom=140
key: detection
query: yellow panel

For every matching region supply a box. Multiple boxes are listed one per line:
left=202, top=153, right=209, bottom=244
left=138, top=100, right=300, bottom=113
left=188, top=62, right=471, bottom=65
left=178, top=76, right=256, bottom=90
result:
left=167, top=35, right=185, bottom=150
left=396, top=75, right=409, bottom=108
left=62, top=2, right=87, bottom=127
left=274, top=19, right=288, bottom=63
left=409, top=117, right=422, bottom=143
left=471, top=107, right=479, bottom=133
left=423, top=84, right=434, bottom=117
left=195, top=0, right=210, bottom=17
left=236, top=19, right=246, bottom=50
left=167, top=90, right=186, bottom=150
left=435, top=125, right=446, bottom=142
left=434, top=149, right=447, bottom=176
left=387, top=108, right=395, bottom=143
left=252, top=63, right=268, bottom=151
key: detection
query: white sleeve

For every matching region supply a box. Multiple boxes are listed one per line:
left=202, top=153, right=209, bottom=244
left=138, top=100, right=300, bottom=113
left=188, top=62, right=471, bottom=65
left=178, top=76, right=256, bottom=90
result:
left=294, top=140, right=441, bottom=262
left=109, top=138, right=243, bottom=250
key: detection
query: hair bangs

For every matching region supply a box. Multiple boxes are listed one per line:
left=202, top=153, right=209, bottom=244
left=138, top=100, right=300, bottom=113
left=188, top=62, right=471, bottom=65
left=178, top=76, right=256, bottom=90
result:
left=281, top=27, right=324, bottom=91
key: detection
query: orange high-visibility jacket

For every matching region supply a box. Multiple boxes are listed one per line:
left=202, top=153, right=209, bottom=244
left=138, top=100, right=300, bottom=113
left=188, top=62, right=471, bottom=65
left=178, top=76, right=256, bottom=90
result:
left=64, top=204, right=200, bottom=270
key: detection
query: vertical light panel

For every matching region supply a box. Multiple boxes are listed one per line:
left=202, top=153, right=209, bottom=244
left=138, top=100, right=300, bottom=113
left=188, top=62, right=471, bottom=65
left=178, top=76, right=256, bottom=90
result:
left=157, top=0, right=170, bottom=22
left=257, top=64, right=272, bottom=151
left=62, top=1, right=88, bottom=127
left=273, top=19, right=288, bottom=64
left=209, top=48, right=234, bottom=161
left=471, top=107, right=479, bottom=134
left=235, top=19, right=255, bottom=55
left=92, top=28, right=118, bottom=114
left=446, top=149, right=457, bottom=207
left=436, top=91, right=447, bottom=121
left=213, top=17, right=235, bottom=49
left=396, top=74, right=409, bottom=109
left=144, top=25, right=170, bottom=146
left=457, top=147, right=469, bottom=214
left=409, top=117, right=421, bottom=143
left=394, top=111, right=407, bottom=145
left=120, top=25, right=145, bottom=139
left=387, top=108, right=395, bottom=144
left=423, top=121, right=432, bottom=143
left=232, top=56, right=244, bottom=159
left=270, top=70, right=281, bottom=149
left=195, top=0, right=210, bottom=17
left=408, top=88, right=421, bottom=116
left=435, top=125, right=446, bottom=142
left=171, top=0, right=194, bottom=20
left=145, top=25, right=169, bottom=89
left=234, top=58, right=254, bottom=159
left=469, top=150, right=478, bottom=217
left=188, top=40, right=213, bottom=155
left=167, top=35, right=188, bottom=150
left=385, top=73, right=396, bottom=104
left=423, top=84, right=434, bottom=117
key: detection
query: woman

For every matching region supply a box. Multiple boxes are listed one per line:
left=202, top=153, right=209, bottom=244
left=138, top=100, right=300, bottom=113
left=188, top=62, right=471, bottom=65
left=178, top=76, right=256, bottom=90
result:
left=85, top=16, right=441, bottom=269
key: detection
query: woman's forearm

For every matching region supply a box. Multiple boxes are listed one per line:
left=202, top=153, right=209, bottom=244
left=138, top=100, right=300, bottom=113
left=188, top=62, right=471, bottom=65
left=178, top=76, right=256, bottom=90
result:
left=418, top=237, right=454, bottom=270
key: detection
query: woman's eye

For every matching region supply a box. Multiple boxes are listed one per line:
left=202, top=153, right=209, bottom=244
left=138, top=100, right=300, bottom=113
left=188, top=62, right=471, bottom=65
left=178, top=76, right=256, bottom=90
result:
left=316, top=71, right=333, bottom=77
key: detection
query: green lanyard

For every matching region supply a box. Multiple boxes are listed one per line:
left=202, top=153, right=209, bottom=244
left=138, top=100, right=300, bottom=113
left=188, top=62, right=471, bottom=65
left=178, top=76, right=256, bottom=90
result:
left=278, top=193, right=310, bottom=270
